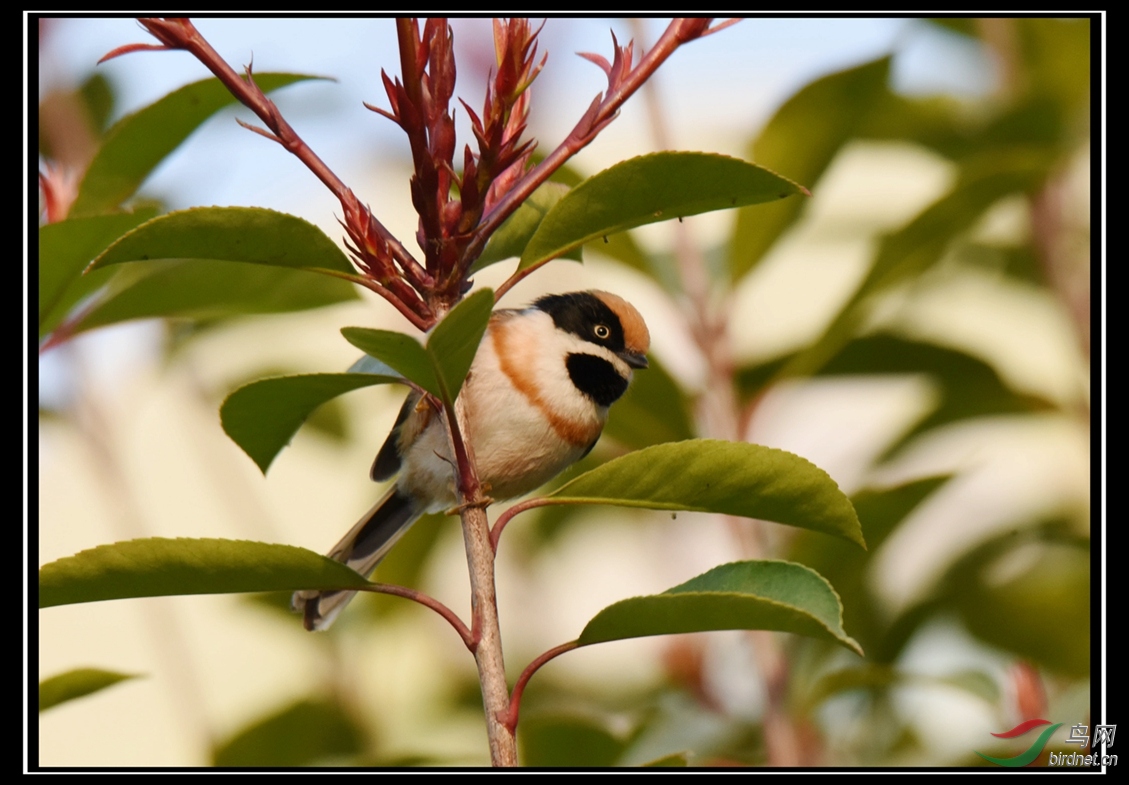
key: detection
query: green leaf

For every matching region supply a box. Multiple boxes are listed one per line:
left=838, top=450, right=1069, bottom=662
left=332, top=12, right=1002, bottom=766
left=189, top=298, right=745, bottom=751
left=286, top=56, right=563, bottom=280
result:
left=729, top=57, right=890, bottom=281
left=301, top=397, right=349, bottom=442
left=342, top=327, right=435, bottom=394
left=925, top=18, right=978, bottom=37
left=603, top=355, right=695, bottom=449
left=585, top=230, right=654, bottom=280
left=39, top=207, right=160, bottom=334
left=578, top=560, right=862, bottom=656
left=519, top=152, right=806, bottom=272
left=802, top=664, right=998, bottom=711
left=70, top=258, right=358, bottom=333
left=548, top=440, right=864, bottom=548
left=789, top=477, right=951, bottom=662
left=78, top=71, right=116, bottom=133
left=70, top=73, right=321, bottom=217
left=861, top=91, right=1071, bottom=165
left=90, top=206, right=355, bottom=275
left=851, top=477, right=953, bottom=556
left=425, top=288, right=496, bottom=404
left=39, top=538, right=372, bottom=608
left=737, top=335, right=1054, bottom=451
left=858, top=89, right=979, bottom=160
left=1017, top=18, right=1091, bottom=117
left=867, top=151, right=1053, bottom=289
left=527, top=155, right=658, bottom=282
left=343, top=288, right=494, bottom=405
left=617, top=692, right=743, bottom=766
left=802, top=664, right=898, bottom=710
left=39, top=668, right=140, bottom=712
left=212, top=697, right=365, bottom=766
left=59, top=207, right=358, bottom=335
left=473, top=182, right=579, bottom=271
left=221, top=372, right=402, bottom=474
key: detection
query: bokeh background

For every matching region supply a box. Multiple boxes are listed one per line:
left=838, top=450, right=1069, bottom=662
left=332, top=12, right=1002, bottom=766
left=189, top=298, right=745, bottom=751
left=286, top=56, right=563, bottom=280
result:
left=36, top=17, right=1094, bottom=767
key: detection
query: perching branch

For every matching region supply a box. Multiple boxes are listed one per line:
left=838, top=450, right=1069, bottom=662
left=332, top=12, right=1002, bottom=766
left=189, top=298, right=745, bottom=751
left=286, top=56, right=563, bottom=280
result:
left=442, top=394, right=516, bottom=767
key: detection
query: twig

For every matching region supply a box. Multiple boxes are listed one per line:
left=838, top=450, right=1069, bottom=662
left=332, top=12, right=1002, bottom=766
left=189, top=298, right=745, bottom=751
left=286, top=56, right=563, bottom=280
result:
left=500, top=640, right=580, bottom=733
left=489, top=497, right=557, bottom=552
left=466, top=18, right=724, bottom=273
left=104, top=18, right=435, bottom=327
left=355, top=582, right=473, bottom=650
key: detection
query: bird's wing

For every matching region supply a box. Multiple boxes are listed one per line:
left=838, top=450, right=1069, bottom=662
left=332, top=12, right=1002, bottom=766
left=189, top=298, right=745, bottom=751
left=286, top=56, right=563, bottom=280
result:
left=370, top=389, right=425, bottom=482
left=293, top=488, right=423, bottom=631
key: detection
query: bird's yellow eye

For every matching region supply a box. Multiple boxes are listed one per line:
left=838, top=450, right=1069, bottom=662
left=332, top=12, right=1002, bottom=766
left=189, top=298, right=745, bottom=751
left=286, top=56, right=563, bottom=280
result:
left=594, top=324, right=610, bottom=339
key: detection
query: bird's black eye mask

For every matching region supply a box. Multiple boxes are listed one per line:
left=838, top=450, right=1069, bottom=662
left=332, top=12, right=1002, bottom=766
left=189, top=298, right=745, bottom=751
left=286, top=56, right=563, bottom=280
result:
left=534, top=292, right=626, bottom=353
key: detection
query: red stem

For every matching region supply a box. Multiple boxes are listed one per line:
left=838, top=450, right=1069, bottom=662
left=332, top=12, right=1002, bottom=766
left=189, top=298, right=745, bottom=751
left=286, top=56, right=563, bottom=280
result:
left=500, top=640, right=580, bottom=733
left=437, top=395, right=486, bottom=648
left=489, top=497, right=557, bottom=551
left=125, top=19, right=435, bottom=321
left=313, top=268, right=433, bottom=331
left=492, top=260, right=547, bottom=303
left=464, top=19, right=711, bottom=271
left=358, top=582, right=474, bottom=650
left=148, top=21, right=346, bottom=211
left=441, top=398, right=481, bottom=502
left=39, top=291, right=105, bottom=354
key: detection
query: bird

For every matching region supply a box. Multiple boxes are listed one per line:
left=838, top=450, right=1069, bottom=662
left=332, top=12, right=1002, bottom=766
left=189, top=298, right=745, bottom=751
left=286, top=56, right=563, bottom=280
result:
left=293, top=290, right=650, bottom=630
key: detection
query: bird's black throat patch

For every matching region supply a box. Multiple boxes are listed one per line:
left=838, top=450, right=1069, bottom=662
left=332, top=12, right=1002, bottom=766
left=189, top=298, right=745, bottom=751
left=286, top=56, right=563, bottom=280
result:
left=566, top=353, right=629, bottom=407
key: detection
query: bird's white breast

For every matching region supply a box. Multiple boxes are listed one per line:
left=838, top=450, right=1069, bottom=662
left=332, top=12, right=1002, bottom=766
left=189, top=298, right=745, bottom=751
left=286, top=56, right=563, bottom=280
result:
left=395, top=310, right=619, bottom=508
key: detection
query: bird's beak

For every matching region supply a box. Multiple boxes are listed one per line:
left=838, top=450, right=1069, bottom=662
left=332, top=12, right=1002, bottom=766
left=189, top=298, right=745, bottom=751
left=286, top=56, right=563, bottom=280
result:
left=619, top=350, right=649, bottom=370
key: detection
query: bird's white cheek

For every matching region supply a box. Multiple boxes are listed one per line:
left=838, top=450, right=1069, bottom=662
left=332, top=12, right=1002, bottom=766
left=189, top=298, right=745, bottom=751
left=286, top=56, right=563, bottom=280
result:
left=535, top=327, right=620, bottom=418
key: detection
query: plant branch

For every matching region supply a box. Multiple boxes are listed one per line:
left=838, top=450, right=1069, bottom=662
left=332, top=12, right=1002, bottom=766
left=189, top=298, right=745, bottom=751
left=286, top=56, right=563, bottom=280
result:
left=310, top=267, right=432, bottom=331
left=356, top=582, right=473, bottom=649
left=107, top=18, right=436, bottom=327
left=375, top=18, right=546, bottom=309
left=489, top=496, right=558, bottom=551
left=501, top=640, right=580, bottom=734
left=491, top=261, right=548, bottom=303
left=442, top=394, right=516, bottom=766
left=464, top=18, right=724, bottom=271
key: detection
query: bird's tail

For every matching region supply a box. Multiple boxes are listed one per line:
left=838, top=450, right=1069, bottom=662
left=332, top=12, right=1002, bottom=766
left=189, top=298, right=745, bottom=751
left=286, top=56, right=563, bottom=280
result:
left=293, top=489, right=423, bottom=631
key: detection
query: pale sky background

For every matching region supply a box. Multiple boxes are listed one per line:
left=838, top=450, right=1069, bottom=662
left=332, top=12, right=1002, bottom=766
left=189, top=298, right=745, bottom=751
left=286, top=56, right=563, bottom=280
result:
left=37, top=18, right=992, bottom=221
left=35, top=16, right=995, bottom=404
